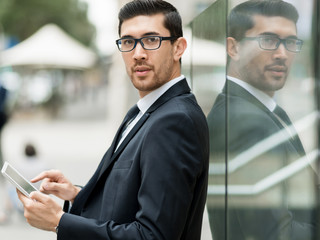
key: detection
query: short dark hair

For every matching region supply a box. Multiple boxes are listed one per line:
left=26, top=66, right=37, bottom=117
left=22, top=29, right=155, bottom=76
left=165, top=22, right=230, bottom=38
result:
left=228, top=0, right=299, bottom=41
left=118, top=0, right=183, bottom=38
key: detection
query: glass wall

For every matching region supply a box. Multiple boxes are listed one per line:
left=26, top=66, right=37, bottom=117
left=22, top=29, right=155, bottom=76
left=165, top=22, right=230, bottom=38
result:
left=186, top=0, right=319, bottom=239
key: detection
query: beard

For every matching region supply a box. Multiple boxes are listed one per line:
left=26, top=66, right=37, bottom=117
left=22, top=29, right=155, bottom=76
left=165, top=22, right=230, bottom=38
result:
left=129, top=58, right=175, bottom=95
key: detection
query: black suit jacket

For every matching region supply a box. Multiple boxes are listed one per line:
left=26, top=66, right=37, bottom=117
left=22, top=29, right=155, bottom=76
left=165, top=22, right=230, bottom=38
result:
left=207, top=80, right=317, bottom=240
left=58, top=79, right=209, bottom=240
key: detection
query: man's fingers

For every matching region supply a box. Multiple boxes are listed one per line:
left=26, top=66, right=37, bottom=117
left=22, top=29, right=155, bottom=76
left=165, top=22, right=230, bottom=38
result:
left=29, top=191, right=49, bottom=204
left=31, top=170, right=61, bottom=183
left=39, top=178, right=51, bottom=192
left=42, top=182, right=63, bottom=192
left=31, top=171, right=51, bottom=183
left=16, top=189, right=29, bottom=204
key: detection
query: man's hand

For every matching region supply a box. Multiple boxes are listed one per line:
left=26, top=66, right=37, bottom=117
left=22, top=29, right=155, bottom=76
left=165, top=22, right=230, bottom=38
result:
left=17, top=190, right=64, bottom=232
left=32, top=170, right=81, bottom=203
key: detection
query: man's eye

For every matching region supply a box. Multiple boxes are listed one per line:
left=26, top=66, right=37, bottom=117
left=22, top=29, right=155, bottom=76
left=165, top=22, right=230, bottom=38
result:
left=286, top=39, right=297, bottom=45
left=263, top=37, right=276, bottom=43
left=146, top=37, right=159, bottom=43
left=123, top=39, right=134, bottom=45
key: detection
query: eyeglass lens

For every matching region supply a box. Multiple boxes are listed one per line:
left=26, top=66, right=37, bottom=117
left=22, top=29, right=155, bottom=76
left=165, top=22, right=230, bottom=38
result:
left=259, top=36, right=302, bottom=52
left=118, top=36, right=161, bottom=52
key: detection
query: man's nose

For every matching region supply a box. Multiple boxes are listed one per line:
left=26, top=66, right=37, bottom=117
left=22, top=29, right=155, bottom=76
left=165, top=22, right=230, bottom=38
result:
left=133, top=41, right=147, bottom=60
left=273, top=42, right=288, bottom=60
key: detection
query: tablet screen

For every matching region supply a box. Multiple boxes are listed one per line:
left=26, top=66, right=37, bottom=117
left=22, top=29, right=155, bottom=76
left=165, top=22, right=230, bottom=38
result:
left=5, top=163, right=37, bottom=195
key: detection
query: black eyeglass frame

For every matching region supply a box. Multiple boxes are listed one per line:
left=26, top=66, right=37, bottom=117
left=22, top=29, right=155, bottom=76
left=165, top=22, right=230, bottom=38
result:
left=115, top=36, right=178, bottom=52
left=242, top=35, right=304, bottom=53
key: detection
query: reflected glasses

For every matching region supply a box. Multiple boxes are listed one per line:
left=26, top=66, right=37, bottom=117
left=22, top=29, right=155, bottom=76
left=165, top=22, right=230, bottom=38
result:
left=116, top=36, right=178, bottom=52
left=243, top=35, right=303, bottom=53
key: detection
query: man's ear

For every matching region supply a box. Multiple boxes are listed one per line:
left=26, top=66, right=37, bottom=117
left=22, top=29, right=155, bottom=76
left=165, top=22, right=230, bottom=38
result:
left=173, top=37, right=187, bottom=62
left=227, top=37, right=240, bottom=61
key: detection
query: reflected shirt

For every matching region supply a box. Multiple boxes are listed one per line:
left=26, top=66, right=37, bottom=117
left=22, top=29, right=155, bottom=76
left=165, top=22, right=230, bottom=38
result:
left=227, top=75, right=277, bottom=112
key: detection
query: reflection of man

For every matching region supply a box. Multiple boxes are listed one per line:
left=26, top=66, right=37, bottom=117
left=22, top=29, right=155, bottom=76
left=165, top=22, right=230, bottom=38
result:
left=17, top=0, right=209, bottom=240
left=207, top=0, right=316, bottom=239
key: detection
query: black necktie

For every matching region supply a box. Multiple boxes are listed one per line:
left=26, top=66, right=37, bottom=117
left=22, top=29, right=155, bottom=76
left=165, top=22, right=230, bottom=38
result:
left=123, top=104, right=140, bottom=129
left=115, top=104, right=140, bottom=151
left=273, top=105, right=305, bottom=155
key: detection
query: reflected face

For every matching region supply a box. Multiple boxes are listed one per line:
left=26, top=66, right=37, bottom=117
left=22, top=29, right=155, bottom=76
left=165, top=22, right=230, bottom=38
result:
left=119, top=14, right=182, bottom=98
left=236, top=15, right=298, bottom=96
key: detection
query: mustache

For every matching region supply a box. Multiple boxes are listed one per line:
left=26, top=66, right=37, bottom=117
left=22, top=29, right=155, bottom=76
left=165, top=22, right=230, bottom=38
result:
left=265, top=61, right=288, bottom=72
left=132, top=62, right=153, bottom=70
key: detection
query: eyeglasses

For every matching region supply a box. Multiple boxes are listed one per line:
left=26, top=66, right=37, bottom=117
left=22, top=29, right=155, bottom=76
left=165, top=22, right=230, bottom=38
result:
left=242, top=35, right=303, bottom=53
left=116, top=36, right=178, bottom=52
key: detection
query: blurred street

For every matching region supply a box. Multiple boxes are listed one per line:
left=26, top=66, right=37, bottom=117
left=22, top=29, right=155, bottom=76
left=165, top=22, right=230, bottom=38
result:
left=0, top=115, right=212, bottom=239
left=0, top=116, right=114, bottom=239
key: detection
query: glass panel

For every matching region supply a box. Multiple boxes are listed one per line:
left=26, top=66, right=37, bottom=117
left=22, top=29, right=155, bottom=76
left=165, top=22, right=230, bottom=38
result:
left=211, top=0, right=317, bottom=239
left=185, top=0, right=227, bottom=116
left=184, top=0, right=227, bottom=239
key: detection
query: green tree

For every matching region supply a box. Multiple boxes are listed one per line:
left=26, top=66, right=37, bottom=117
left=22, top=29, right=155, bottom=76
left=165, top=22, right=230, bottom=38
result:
left=0, top=0, right=95, bottom=46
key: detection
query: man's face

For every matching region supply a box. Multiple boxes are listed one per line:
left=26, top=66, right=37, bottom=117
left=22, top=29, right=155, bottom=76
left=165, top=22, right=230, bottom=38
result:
left=119, top=14, right=183, bottom=98
left=234, top=15, right=298, bottom=96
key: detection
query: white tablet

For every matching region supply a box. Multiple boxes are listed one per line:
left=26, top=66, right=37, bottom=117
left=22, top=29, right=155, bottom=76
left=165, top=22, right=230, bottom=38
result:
left=1, top=161, right=38, bottom=198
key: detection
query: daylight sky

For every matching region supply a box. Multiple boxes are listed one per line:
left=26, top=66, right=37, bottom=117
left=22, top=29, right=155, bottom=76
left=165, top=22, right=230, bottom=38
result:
left=81, top=0, right=119, bottom=55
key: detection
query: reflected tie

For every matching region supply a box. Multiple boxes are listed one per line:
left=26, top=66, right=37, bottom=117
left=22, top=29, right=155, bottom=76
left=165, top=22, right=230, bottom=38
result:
left=273, top=105, right=305, bottom=155
left=273, top=106, right=293, bottom=127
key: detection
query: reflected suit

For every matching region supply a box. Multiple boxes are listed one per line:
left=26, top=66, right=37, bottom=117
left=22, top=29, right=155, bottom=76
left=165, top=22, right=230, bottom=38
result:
left=58, top=79, right=209, bottom=240
left=207, top=80, right=317, bottom=240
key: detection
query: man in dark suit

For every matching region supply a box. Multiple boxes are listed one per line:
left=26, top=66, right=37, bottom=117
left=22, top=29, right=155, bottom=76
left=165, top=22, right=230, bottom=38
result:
left=17, top=1, right=209, bottom=239
left=207, top=0, right=317, bottom=239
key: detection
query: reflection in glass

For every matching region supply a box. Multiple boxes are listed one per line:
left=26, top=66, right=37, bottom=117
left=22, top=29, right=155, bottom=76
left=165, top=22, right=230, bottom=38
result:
left=242, top=35, right=303, bottom=53
left=203, top=0, right=318, bottom=239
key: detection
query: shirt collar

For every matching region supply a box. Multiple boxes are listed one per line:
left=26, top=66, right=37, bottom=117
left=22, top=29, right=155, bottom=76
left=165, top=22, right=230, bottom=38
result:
left=227, top=75, right=277, bottom=112
left=137, top=75, right=185, bottom=114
